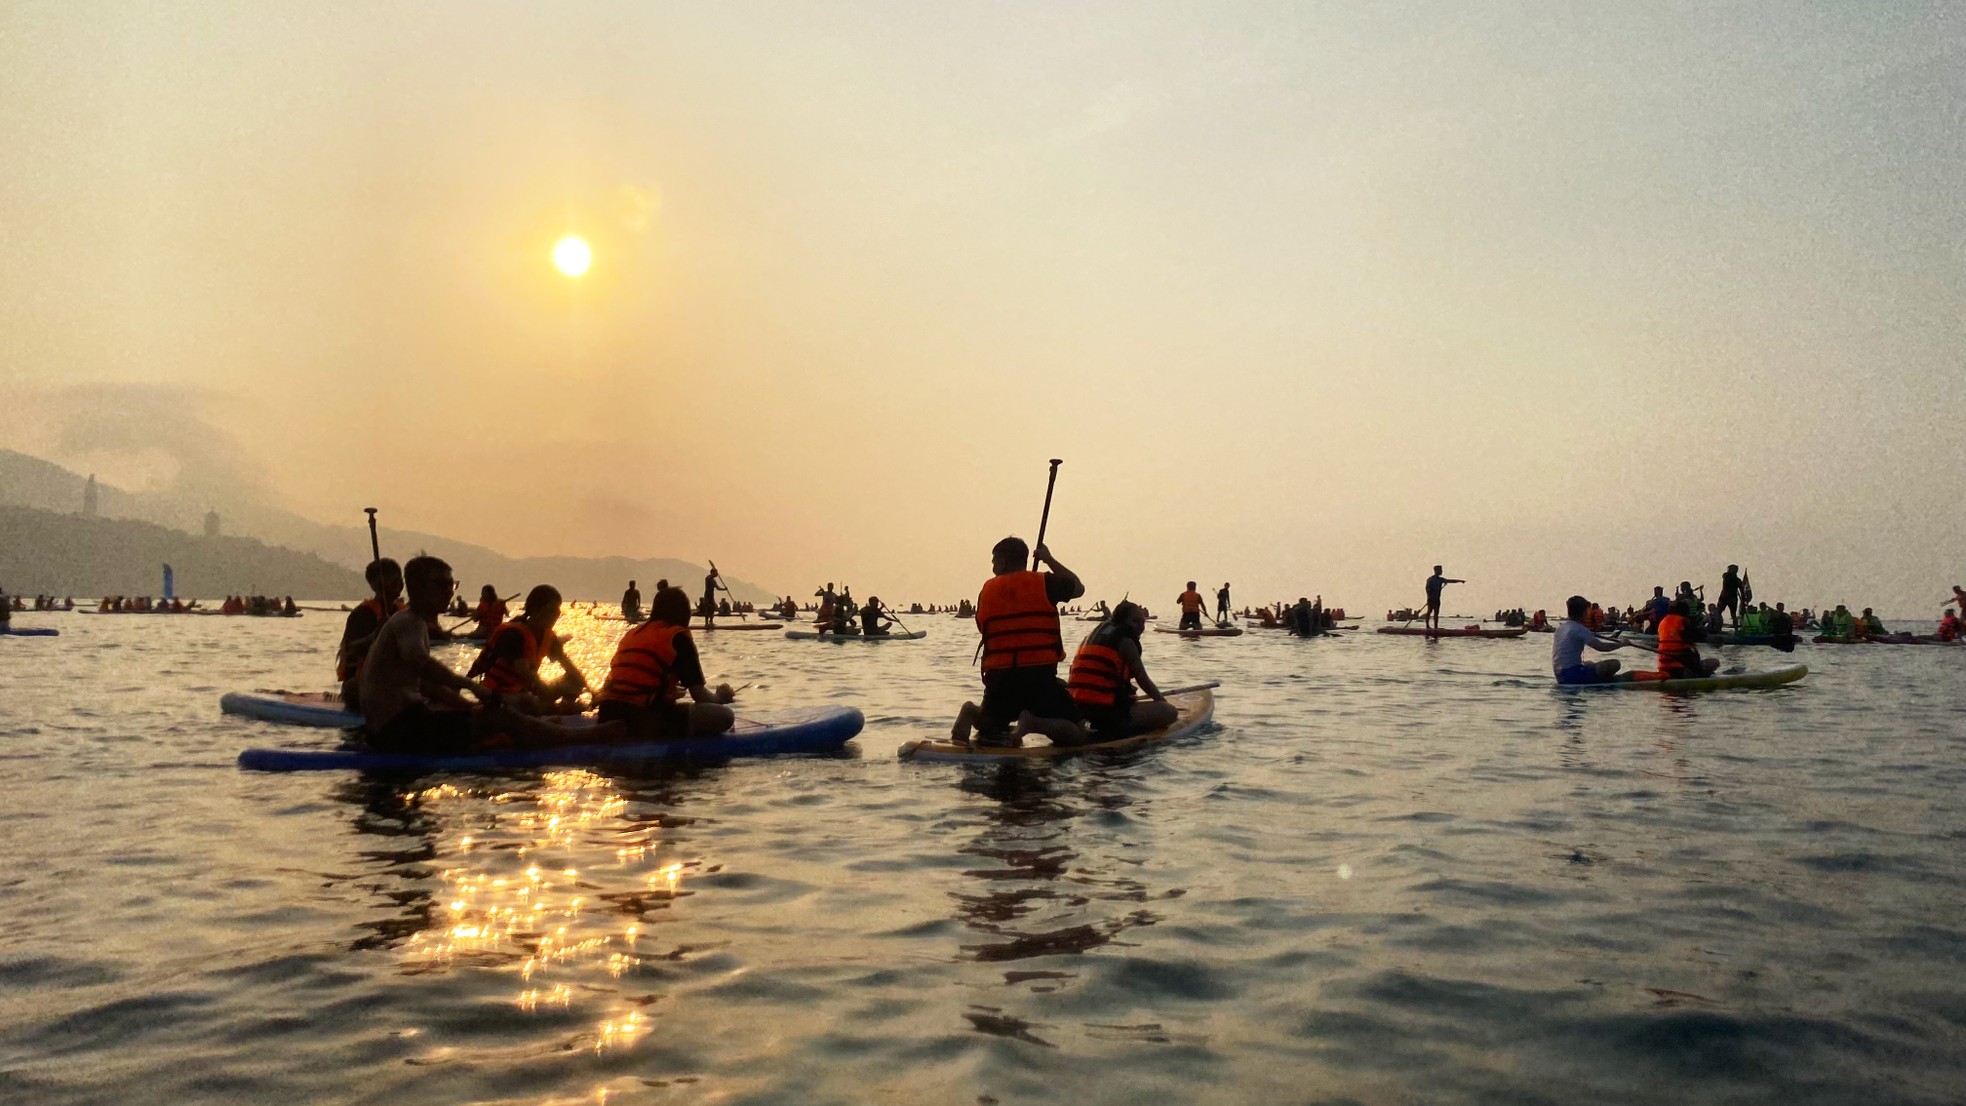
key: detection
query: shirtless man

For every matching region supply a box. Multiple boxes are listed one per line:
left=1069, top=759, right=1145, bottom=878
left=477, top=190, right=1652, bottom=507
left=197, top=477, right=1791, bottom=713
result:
left=361, top=556, right=611, bottom=752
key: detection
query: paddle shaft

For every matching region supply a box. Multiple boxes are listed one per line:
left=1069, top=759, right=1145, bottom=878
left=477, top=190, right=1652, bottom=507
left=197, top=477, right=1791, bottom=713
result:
left=1032, top=459, right=1063, bottom=569
left=364, top=508, right=380, bottom=562
left=1135, top=681, right=1221, bottom=700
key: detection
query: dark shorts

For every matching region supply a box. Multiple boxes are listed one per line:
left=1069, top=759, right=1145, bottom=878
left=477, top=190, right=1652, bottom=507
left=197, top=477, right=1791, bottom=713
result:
left=1179, top=611, right=1203, bottom=630
left=597, top=698, right=691, bottom=740
left=367, top=703, right=478, bottom=754
left=1077, top=701, right=1136, bottom=740
left=980, top=667, right=1079, bottom=731
left=1556, top=663, right=1609, bottom=686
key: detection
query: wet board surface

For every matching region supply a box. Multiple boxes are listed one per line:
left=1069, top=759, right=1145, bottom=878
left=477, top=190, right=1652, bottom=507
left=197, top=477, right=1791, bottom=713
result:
left=236, top=705, right=864, bottom=771
left=1376, top=626, right=1528, bottom=638
left=897, top=689, right=1214, bottom=762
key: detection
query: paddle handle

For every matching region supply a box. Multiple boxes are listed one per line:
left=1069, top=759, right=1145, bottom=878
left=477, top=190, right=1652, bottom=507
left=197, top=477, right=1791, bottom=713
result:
left=1032, top=459, right=1062, bottom=569
left=364, top=508, right=380, bottom=562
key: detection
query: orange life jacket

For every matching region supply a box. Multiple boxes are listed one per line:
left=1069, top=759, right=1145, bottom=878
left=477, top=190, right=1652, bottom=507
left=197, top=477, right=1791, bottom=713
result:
left=1584, top=605, right=1604, bottom=630
left=976, top=571, right=1063, bottom=673
left=474, top=598, right=508, bottom=629
left=337, top=598, right=404, bottom=682
left=1067, top=625, right=1134, bottom=708
left=1179, top=590, right=1205, bottom=614
left=600, top=622, right=688, bottom=706
left=474, top=620, right=549, bottom=693
left=1656, top=613, right=1698, bottom=672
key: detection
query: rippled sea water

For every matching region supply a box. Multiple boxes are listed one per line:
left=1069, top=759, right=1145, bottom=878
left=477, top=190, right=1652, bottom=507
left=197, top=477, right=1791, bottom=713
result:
left=2, top=607, right=1963, bottom=1105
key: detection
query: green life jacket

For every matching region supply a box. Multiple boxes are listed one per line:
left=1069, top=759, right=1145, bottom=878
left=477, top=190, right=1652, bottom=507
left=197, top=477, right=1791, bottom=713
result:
left=1741, top=610, right=1765, bottom=634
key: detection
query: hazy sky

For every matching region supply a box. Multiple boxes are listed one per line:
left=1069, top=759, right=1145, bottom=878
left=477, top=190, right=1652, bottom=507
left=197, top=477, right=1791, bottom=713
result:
left=2, top=2, right=1961, bottom=614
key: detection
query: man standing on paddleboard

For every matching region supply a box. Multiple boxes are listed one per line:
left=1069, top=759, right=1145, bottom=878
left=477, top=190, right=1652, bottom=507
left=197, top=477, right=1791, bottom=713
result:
left=952, top=536, right=1084, bottom=747
left=1717, top=565, right=1744, bottom=628
left=1177, top=581, right=1207, bottom=631
left=1216, top=583, right=1232, bottom=626
left=1423, top=566, right=1463, bottom=631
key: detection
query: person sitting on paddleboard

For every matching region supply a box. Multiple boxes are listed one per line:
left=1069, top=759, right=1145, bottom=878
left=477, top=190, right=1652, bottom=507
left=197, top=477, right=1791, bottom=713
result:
left=1065, top=600, right=1178, bottom=741
left=468, top=584, right=508, bottom=640
left=1860, top=608, right=1888, bottom=638
left=950, top=536, right=1085, bottom=747
left=361, top=556, right=606, bottom=753
left=338, top=558, right=405, bottom=712
left=465, top=585, right=590, bottom=714
left=1939, top=609, right=1961, bottom=642
left=1640, top=586, right=1671, bottom=632
left=1423, top=566, right=1463, bottom=631
left=597, top=585, right=736, bottom=739
left=1554, top=595, right=1629, bottom=684
left=1650, top=598, right=1721, bottom=681
left=1177, top=581, right=1207, bottom=631
left=860, top=597, right=893, bottom=637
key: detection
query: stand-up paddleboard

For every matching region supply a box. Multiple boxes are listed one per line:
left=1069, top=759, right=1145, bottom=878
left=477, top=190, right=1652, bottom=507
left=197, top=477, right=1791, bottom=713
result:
left=1561, top=663, right=1807, bottom=693
left=696, top=621, right=784, bottom=631
left=784, top=629, right=927, bottom=641
left=1377, top=626, right=1527, bottom=638
left=235, top=705, right=863, bottom=771
left=0, top=626, right=59, bottom=637
left=222, top=690, right=364, bottom=728
left=1154, top=625, right=1244, bottom=638
left=898, top=689, right=1214, bottom=762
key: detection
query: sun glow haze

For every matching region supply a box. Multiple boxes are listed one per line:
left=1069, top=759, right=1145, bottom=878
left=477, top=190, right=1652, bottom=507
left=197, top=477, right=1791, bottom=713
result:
left=552, top=235, right=591, bottom=278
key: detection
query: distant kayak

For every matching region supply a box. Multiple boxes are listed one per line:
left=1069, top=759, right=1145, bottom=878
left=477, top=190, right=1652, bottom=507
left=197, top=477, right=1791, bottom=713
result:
left=1154, top=625, right=1244, bottom=638
left=784, top=629, right=927, bottom=641
left=1561, top=663, right=1808, bottom=693
left=0, top=626, right=59, bottom=637
left=1377, top=626, right=1527, bottom=639
left=235, top=705, right=864, bottom=772
left=898, top=688, right=1214, bottom=762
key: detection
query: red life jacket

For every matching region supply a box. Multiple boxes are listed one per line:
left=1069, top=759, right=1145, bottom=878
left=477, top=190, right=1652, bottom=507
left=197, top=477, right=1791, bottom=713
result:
left=1656, top=614, right=1699, bottom=672
left=1067, top=624, right=1134, bottom=708
left=976, top=571, right=1063, bottom=673
left=600, top=622, right=687, bottom=706
left=337, top=597, right=404, bottom=682
left=474, top=620, right=549, bottom=693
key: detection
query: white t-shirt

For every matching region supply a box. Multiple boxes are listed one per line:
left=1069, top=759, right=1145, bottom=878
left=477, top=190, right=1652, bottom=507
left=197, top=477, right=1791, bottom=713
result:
left=359, top=608, right=432, bottom=728
left=1552, top=620, right=1615, bottom=674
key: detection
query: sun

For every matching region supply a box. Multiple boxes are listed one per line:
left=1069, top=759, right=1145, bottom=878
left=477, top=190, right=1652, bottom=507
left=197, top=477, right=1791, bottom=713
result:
left=552, top=235, right=592, bottom=278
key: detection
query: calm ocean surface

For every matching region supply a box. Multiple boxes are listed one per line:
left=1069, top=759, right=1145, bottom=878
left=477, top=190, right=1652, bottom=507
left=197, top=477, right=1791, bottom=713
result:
left=1, top=607, right=1963, bottom=1105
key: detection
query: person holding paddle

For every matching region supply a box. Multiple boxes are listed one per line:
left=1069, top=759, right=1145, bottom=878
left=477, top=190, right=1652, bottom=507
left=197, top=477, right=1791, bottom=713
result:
left=951, top=535, right=1084, bottom=747
left=1176, top=581, right=1208, bottom=631
left=464, top=584, right=509, bottom=641
left=1553, top=595, right=1630, bottom=684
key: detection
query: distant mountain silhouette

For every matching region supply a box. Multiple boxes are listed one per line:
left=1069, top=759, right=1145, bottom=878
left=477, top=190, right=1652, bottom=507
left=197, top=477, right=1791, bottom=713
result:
left=0, top=505, right=363, bottom=597
left=0, top=449, right=777, bottom=602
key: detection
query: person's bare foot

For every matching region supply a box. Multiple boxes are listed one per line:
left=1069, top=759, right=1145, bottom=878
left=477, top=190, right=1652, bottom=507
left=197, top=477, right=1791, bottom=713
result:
left=1011, top=710, right=1039, bottom=739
